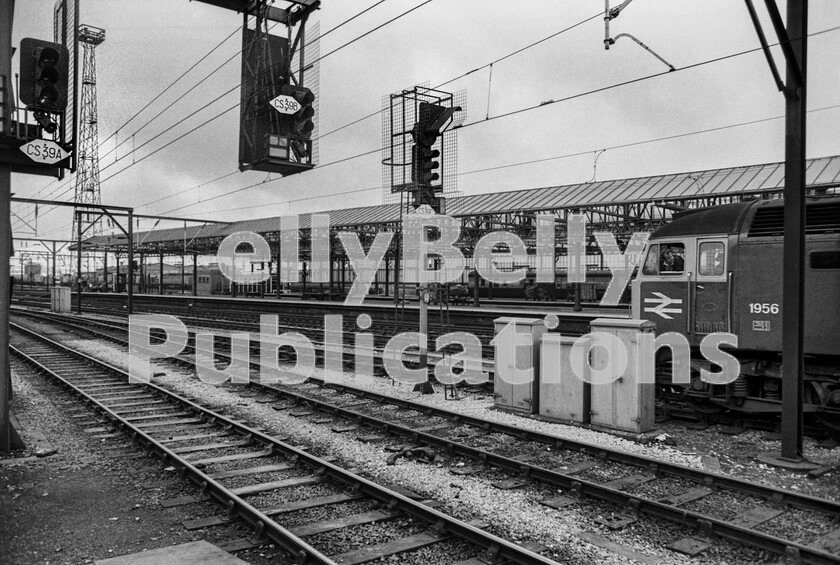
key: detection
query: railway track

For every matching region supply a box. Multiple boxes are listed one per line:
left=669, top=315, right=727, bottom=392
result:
left=9, top=322, right=558, bottom=565
left=13, top=306, right=499, bottom=379
left=13, top=290, right=612, bottom=338
left=12, top=308, right=840, bottom=563
left=10, top=291, right=608, bottom=398
left=15, top=306, right=840, bottom=437
left=12, top=287, right=627, bottom=315
left=11, top=290, right=617, bottom=391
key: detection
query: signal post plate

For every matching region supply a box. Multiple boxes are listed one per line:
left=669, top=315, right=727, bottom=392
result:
left=19, top=139, right=70, bottom=165
left=269, top=94, right=301, bottom=114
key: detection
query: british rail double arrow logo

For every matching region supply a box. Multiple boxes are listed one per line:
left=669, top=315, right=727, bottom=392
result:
left=643, top=292, right=683, bottom=319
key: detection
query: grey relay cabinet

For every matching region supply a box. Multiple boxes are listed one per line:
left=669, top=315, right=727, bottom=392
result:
left=493, top=317, right=545, bottom=414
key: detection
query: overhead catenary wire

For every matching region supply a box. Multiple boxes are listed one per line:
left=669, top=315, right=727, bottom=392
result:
left=18, top=2, right=389, bottom=211
left=20, top=96, right=240, bottom=211
left=26, top=2, right=586, bottom=215
left=19, top=19, right=840, bottom=233
left=22, top=25, right=840, bottom=234
left=315, top=11, right=603, bottom=141
left=151, top=13, right=840, bottom=218
left=102, top=0, right=391, bottom=166
left=319, top=0, right=392, bottom=40
left=135, top=10, right=605, bottom=211
left=101, top=23, right=243, bottom=156
left=146, top=25, right=840, bottom=218
left=153, top=103, right=840, bottom=218
left=28, top=21, right=245, bottom=201
left=158, top=146, right=384, bottom=215
left=28, top=32, right=261, bottom=207
left=18, top=0, right=418, bottom=222
left=101, top=0, right=393, bottom=167
left=36, top=99, right=815, bottom=238
left=106, top=0, right=432, bottom=172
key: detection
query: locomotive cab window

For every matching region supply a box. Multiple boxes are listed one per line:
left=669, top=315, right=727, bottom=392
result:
left=642, top=244, right=659, bottom=275
left=698, top=241, right=725, bottom=276
left=643, top=242, right=685, bottom=275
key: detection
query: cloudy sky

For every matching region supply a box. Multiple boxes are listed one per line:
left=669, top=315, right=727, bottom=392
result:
left=9, top=0, right=840, bottom=246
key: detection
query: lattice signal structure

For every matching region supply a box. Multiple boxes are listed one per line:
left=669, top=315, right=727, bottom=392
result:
left=71, top=25, right=105, bottom=240
left=238, top=1, right=320, bottom=176
left=381, top=84, right=466, bottom=205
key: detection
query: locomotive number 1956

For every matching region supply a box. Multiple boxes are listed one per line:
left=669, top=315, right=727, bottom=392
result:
left=748, top=302, right=779, bottom=315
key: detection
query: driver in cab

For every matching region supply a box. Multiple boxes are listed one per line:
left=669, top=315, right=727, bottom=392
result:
left=660, top=246, right=684, bottom=273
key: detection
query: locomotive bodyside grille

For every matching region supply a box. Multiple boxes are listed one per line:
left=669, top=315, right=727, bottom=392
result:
left=746, top=202, right=840, bottom=237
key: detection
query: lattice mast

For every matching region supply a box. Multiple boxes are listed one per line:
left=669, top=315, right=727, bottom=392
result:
left=71, top=25, right=105, bottom=239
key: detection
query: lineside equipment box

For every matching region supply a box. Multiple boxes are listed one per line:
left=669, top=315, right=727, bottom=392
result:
left=540, top=334, right=590, bottom=424
left=50, top=286, right=71, bottom=313
left=493, top=317, right=545, bottom=414
left=589, top=318, right=657, bottom=433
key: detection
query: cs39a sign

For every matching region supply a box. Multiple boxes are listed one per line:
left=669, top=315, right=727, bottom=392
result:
left=19, top=140, right=71, bottom=165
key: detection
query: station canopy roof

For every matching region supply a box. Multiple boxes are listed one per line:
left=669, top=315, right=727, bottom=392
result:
left=82, top=154, right=840, bottom=254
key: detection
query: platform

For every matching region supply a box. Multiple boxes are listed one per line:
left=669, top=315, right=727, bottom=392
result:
left=95, top=540, right=249, bottom=565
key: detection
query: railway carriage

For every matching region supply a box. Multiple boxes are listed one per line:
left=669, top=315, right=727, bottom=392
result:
left=632, top=196, right=840, bottom=419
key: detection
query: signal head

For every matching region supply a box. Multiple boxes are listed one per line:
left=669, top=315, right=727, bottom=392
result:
left=19, top=38, right=69, bottom=112
left=279, top=84, right=316, bottom=139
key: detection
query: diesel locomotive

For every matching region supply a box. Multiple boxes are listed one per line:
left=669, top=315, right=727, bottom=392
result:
left=631, top=196, right=840, bottom=421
